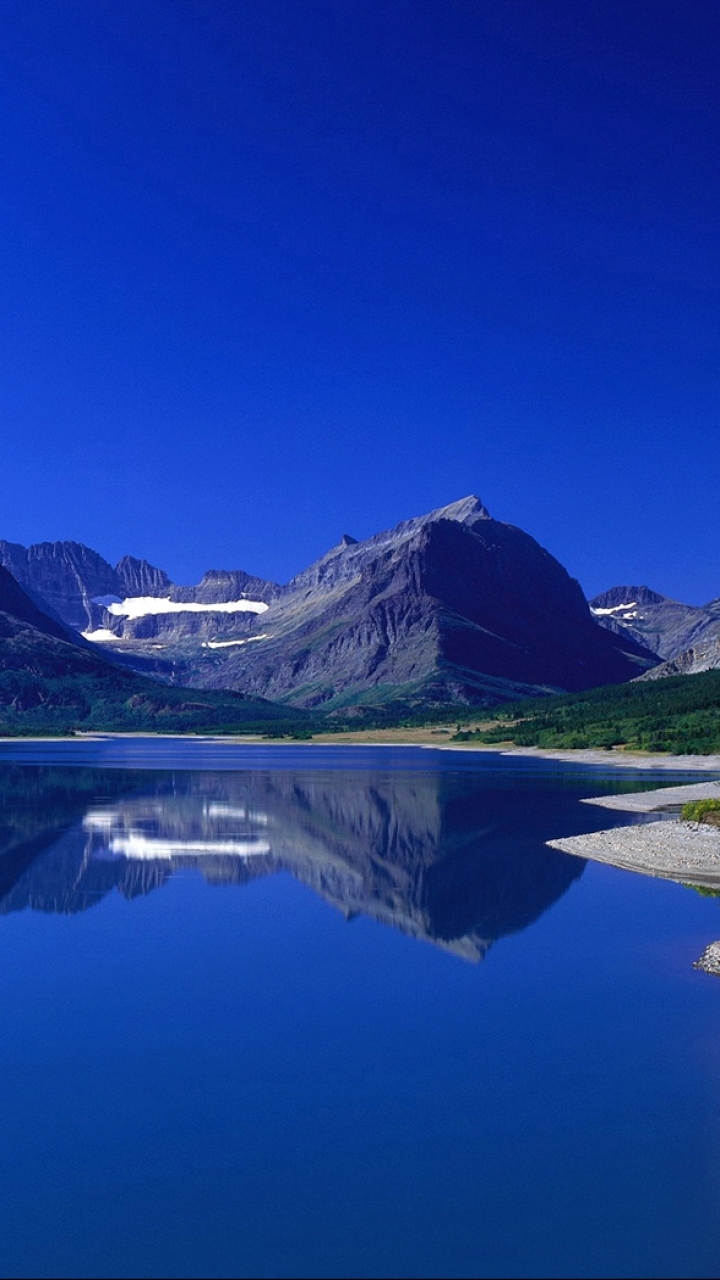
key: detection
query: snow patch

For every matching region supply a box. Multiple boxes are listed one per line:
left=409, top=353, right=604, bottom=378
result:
left=84, top=809, right=120, bottom=830
left=591, top=602, right=638, bottom=616
left=201, top=634, right=269, bottom=649
left=81, top=629, right=119, bottom=642
left=107, top=834, right=271, bottom=860
left=204, top=803, right=268, bottom=824
left=104, top=596, right=268, bottom=619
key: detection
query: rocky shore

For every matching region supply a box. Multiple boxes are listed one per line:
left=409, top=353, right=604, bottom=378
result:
left=547, top=819, right=720, bottom=889
left=547, top=776, right=720, bottom=973
left=580, top=779, right=720, bottom=813
left=547, top=775, right=720, bottom=886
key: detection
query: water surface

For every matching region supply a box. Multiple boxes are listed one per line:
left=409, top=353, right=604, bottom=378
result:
left=0, top=740, right=719, bottom=1279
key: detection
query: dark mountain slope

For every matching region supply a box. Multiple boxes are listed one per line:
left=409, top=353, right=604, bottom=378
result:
left=199, top=499, right=658, bottom=708
left=0, top=564, right=80, bottom=645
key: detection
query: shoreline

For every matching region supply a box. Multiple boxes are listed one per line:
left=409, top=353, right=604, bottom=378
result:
left=548, top=821, right=720, bottom=889
left=1, top=731, right=720, bottom=773
left=546, top=778, right=720, bottom=889
left=4, top=729, right=720, bottom=898
left=440, top=744, right=720, bottom=771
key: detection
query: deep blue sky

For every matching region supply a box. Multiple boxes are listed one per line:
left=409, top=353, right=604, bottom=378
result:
left=1, top=1, right=718, bottom=601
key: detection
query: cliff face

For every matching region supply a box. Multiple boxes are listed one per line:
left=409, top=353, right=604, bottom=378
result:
left=0, top=539, right=120, bottom=630
left=170, top=568, right=278, bottom=605
left=1, top=498, right=660, bottom=708
left=116, top=556, right=171, bottom=598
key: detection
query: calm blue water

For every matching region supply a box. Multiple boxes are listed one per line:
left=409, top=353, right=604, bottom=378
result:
left=1, top=740, right=719, bottom=1279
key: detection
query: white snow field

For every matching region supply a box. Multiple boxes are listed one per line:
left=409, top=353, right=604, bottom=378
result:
left=98, top=595, right=269, bottom=618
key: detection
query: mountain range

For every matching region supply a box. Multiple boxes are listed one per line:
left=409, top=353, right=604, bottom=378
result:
left=0, top=563, right=304, bottom=733
left=0, top=497, right=659, bottom=712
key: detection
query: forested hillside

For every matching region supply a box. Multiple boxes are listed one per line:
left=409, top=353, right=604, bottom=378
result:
left=454, top=671, right=720, bottom=754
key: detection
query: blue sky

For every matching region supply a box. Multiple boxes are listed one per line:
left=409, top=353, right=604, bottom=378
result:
left=1, top=1, right=718, bottom=602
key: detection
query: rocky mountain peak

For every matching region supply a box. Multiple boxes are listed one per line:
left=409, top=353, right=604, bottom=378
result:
left=592, top=585, right=668, bottom=610
left=423, top=494, right=491, bottom=526
left=115, top=556, right=171, bottom=598
left=171, top=568, right=278, bottom=605
left=288, top=495, right=493, bottom=597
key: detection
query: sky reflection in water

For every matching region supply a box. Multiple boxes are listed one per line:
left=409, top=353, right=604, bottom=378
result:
left=0, top=742, right=720, bottom=1279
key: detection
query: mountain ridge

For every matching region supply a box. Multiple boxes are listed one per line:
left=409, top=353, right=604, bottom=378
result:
left=1, top=496, right=659, bottom=709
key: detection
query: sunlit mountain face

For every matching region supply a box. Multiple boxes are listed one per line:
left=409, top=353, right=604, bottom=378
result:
left=0, top=766, right=585, bottom=961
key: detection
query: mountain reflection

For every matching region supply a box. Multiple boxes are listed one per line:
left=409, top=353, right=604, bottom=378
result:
left=0, top=766, right=585, bottom=960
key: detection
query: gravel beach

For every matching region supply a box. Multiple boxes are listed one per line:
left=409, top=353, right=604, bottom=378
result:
left=580, top=779, right=720, bottom=813
left=548, top=820, right=720, bottom=888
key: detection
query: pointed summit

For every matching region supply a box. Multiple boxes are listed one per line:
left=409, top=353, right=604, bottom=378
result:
left=425, top=495, right=491, bottom=525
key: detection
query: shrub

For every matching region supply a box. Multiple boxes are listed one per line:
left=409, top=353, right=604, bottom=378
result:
left=681, top=798, right=720, bottom=822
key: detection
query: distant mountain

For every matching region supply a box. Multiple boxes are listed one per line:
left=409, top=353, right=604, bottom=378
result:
left=0, top=538, right=277, bottom=638
left=590, top=585, right=720, bottom=669
left=2, top=498, right=659, bottom=709
left=0, top=564, right=304, bottom=732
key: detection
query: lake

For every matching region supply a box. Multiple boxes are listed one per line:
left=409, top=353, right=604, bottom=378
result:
left=0, top=739, right=719, bottom=1279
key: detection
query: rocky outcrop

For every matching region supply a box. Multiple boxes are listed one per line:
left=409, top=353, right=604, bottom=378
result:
left=694, top=942, right=720, bottom=976
left=639, top=634, right=720, bottom=680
